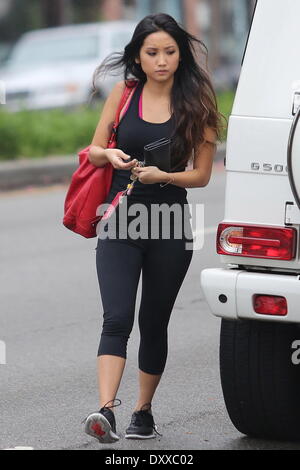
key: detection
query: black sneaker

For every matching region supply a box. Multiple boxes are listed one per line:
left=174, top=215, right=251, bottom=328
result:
left=83, top=399, right=121, bottom=444
left=125, top=403, right=161, bottom=439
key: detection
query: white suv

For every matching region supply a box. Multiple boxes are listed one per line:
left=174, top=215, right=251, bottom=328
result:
left=201, top=0, right=300, bottom=441
left=0, top=21, right=135, bottom=112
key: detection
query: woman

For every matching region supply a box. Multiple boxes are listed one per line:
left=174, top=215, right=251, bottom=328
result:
left=83, top=13, right=223, bottom=444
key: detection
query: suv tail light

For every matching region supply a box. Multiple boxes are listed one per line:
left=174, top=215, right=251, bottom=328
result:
left=253, top=294, right=287, bottom=316
left=217, top=223, right=296, bottom=260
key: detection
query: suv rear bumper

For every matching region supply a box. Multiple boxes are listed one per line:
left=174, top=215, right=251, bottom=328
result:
left=200, top=268, right=300, bottom=323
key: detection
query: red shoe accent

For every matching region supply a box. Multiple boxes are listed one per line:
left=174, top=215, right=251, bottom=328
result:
left=91, top=422, right=105, bottom=437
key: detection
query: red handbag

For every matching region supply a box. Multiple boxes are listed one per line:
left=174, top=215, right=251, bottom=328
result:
left=62, top=80, right=138, bottom=238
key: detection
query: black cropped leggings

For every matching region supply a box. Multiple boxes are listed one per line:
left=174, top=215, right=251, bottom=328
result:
left=95, top=204, right=193, bottom=375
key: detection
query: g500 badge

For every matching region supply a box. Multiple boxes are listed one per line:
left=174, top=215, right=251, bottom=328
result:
left=251, top=162, right=288, bottom=173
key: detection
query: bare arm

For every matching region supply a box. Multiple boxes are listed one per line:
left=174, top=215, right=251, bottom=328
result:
left=88, top=81, right=137, bottom=170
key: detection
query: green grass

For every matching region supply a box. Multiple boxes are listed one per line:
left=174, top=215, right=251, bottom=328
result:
left=0, top=90, right=235, bottom=161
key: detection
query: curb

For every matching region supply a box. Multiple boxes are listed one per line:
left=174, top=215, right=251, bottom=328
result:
left=0, top=154, right=77, bottom=191
left=0, top=143, right=226, bottom=192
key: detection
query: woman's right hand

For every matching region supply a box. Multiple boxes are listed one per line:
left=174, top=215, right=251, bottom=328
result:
left=105, top=148, right=138, bottom=170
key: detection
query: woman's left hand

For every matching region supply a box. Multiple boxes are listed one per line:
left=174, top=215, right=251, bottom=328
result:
left=131, top=165, right=167, bottom=184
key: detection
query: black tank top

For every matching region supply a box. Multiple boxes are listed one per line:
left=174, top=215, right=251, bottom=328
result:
left=104, top=81, right=187, bottom=205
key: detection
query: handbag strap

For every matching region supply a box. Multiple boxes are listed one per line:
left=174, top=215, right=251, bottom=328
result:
left=108, top=80, right=139, bottom=147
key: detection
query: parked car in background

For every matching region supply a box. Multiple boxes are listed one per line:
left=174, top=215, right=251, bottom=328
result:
left=0, top=21, right=136, bottom=112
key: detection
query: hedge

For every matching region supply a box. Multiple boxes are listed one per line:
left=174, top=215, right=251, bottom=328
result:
left=0, top=90, right=234, bottom=160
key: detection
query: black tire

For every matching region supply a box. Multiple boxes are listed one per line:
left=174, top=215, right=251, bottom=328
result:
left=220, top=318, right=300, bottom=440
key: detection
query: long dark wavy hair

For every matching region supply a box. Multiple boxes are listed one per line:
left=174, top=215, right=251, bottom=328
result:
left=92, top=13, right=225, bottom=170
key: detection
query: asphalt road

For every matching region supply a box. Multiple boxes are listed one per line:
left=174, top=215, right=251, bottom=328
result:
left=1, top=162, right=300, bottom=451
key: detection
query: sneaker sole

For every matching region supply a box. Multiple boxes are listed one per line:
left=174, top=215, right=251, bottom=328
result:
left=125, top=432, right=156, bottom=440
left=85, top=413, right=119, bottom=444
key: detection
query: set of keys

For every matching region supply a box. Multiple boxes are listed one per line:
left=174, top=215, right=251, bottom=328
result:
left=126, top=160, right=145, bottom=196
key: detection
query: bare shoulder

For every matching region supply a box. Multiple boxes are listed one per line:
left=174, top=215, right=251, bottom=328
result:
left=106, top=80, right=126, bottom=106
left=97, top=81, right=126, bottom=121
left=113, top=80, right=127, bottom=96
left=110, top=79, right=138, bottom=101
left=90, top=81, right=129, bottom=147
left=108, top=79, right=139, bottom=120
